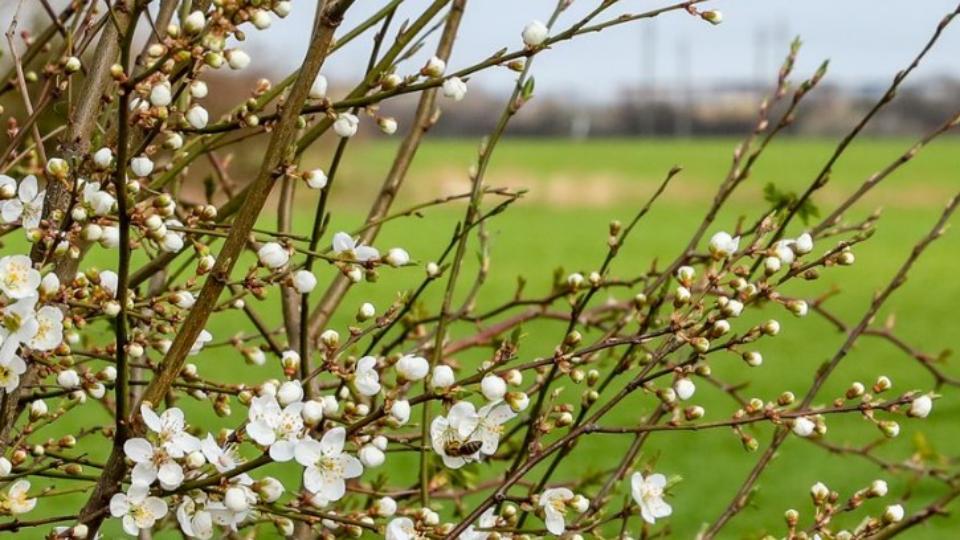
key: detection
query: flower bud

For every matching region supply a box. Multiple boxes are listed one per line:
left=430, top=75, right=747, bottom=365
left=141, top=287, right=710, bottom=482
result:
left=908, top=395, right=933, bottom=418
left=810, top=482, right=830, bottom=503
left=357, top=302, right=376, bottom=322
left=374, top=496, right=397, bottom=517
left=320, top=329, right=340, bottom=348
left=869, top=479, right=888, bottom=498
left=701, top=10, right=723, bottom=25
left=58, top=369, right=81, bottom=388
left=186, top=105, right=209, bottom=129
left=522, top=20, right=549, bottom=47
left=882, top=504, right=904, bottom=523
left=46, top=157, right=70, bottom=178
left=258, top=242, right=289, bottom=268
left=185, top=451, right=205, bottom=469
left=30, top=399, right=48, bottom=420
left=442, top=77, right=467, bottom=101
left=378, top=117, right=398, bottom=135
left=309, top=74, right=328, bottom=99
left=762, top=320, right=781, bottom=336
left=64, top=56, right=82, bottom=73
left=396, top=355, right=428, bottom=381
left=278, top=381, right=303, bottom=406
left=183, top=11, right=206, bottom=34
left=787, top=299, right=808, bottom=317
left=879, top=420, right=900, bottom=438
left=93, top=147, right=113, bottom=169
left=431, top=365, right=455, bottom=388
left=359, top=444, right=385, bottom=468
left=385, top=248, right=410, bottom=267
left=708, top=231, right=739, bottom=258
left=674, top=377, right=696, bottom=401
left=505, top=391, right=529, bottom=413
left=304, top=168, right=327, bottom=190
left=422, top=56, right=446, bottom=78
left=481, top=375, right=507, bottom=401
left=684, top=405, right=705, bottom=420
left=792, top=416, right=815, bottom=438
left=333, top=113, right=359, bottom=138
left=284, top=271, right=315, bottom=296
left=389, top=400, right=410, bottom=425
left=256, top=476, right=284, bottom=502
left=189, top=80, right=208, bottom=98
left=743, top=351, right=763, bottom=367
left=149, top=82, right=172, bottom=107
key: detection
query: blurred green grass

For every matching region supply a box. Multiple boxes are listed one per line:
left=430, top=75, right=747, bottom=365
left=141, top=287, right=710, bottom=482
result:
left=17, top=137, right=960, bottom=538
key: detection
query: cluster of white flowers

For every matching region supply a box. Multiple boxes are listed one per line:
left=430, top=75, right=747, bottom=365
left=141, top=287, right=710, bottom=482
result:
left=0, top=254, right=63, bottom=395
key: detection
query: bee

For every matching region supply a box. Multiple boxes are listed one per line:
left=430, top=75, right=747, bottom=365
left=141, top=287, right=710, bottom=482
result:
left=444, top=439, right=483, bottom=457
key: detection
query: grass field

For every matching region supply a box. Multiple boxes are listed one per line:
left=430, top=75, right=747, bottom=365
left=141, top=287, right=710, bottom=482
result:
left=17, top=137, right=960, bottom=538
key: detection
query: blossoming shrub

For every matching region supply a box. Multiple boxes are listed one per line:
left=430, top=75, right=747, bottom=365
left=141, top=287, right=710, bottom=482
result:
left=0, top=1, right=958, bottom=539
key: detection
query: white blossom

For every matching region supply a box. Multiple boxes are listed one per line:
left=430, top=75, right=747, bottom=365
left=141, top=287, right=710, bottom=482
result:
left=141, top=404, right=200, bottom=458
left=430, top=401, right=482, bottom=469
left=3, top=479, right=36, bottom=514
left=0, top=353, right=26, bottom=392
left=177, top=495, right=214, bottom=539
left=354, top=356, right=381, bottom=396
left=110, top=483, right=169, bottom=535
left=0, top=255, right=40, bottom=299
left=1, top=176, right=45, bottom=228
left=294, top=427, right=363, bottom=501
left=245, top=394, right=304, bottom=462
left=631, top=472, right=672, bottom=524
left=83, top=182, right=116, bottom=216
left=386, top=517, right=418, bottom=540
left=539, top=487, right=575, bottom=535
left=332, top=232, right=379, bottom=261
left=123, top=437, right=185, bottom=489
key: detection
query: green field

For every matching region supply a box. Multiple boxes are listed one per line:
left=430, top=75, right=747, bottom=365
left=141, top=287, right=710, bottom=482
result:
left=17, top=137, right=960, bottom=538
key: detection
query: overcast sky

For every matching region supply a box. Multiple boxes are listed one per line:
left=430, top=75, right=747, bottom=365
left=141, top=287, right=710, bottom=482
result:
left=236, top=0, right=960, bottom=101
left=4, top=1, right=960, bottom=102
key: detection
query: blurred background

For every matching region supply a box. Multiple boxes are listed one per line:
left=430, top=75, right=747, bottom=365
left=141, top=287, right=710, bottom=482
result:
left=1, top=1, right=959, bottom=538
